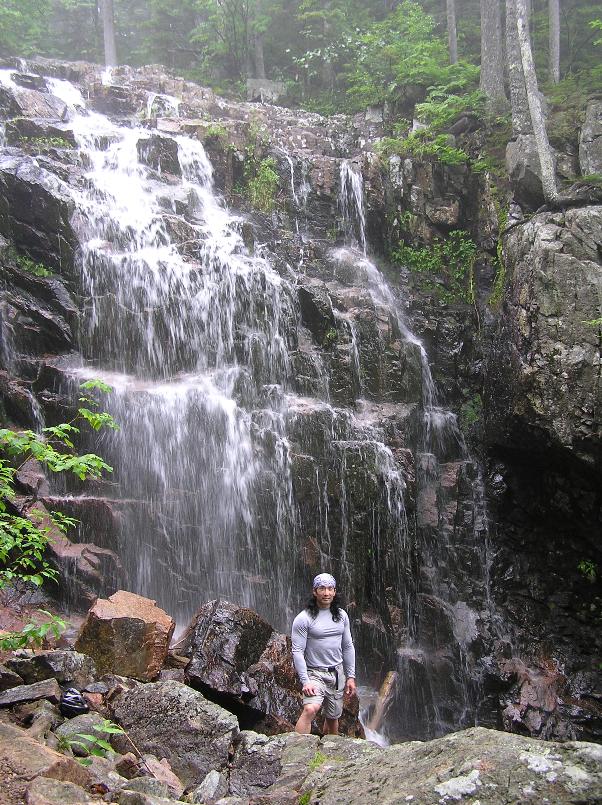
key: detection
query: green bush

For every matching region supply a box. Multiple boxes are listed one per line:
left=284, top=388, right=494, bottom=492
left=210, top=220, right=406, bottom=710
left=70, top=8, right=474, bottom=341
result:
left=392, top=230, right=477, bottom=304
left=247, top=157, right=280, bottom=214
left=0, top=381, right=117, bottom=593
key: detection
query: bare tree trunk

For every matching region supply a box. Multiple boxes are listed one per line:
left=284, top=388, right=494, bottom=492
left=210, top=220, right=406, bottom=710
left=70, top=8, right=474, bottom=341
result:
left=446, top=0, right=458, bottom=64
left=515, top=0, right=558, bottom=202
left=100, top=0, right=117, bottom=67
left=480, top=0, right=506, bottom=108
left=549, top=0, right=560, bottom=83
left=253, top=33, right=266, bottom=79
left=506, top=0, right=531, bottom=135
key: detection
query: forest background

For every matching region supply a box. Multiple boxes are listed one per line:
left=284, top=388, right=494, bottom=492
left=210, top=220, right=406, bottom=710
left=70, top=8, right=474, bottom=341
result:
left=1, top=1, right=600, bottom=121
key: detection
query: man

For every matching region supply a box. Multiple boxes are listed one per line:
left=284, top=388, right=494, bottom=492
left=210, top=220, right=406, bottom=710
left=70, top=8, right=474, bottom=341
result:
left=291, top=572, right=356, bottom=735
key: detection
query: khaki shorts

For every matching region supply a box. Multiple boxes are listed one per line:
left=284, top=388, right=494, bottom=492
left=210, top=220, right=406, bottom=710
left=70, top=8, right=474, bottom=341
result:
left=303, top=664, right=345, bottom=720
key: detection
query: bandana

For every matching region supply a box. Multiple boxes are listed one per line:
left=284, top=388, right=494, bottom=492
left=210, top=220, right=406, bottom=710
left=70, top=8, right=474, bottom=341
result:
left=313, top=573, right=336, bottom=589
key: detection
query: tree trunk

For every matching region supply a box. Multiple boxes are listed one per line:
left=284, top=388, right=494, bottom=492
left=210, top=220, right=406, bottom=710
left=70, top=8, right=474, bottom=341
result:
left=515, top=0, right=558, bottom=202
left=253, top=32, right=266, bottom=79
left=479, top=0, right=506, bottom=108
left=446, top=0, right=458, bottom=64
left=100, top=0, right=117, bottom=67
left=549, top=0, right=560, bottom=83
left=506, top=0, right=531, bottom=135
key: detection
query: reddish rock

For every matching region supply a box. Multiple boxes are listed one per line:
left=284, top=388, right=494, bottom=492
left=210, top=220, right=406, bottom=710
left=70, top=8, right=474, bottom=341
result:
left=75, top=591, right=175, bottom=681
left=0, top=721, right=91, bottom=805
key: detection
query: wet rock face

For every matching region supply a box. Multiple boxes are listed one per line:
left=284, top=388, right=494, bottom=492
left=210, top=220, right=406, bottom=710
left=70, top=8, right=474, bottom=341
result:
left=580, top=101, right=602, bottom=175
left=0, top=154, right=77, bottom=276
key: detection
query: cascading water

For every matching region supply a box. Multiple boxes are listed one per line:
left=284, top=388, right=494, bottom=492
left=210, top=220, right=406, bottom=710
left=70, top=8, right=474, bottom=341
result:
left=336, top=159, right=492, bottom=741
left=40, top=77, right=302, bottom=628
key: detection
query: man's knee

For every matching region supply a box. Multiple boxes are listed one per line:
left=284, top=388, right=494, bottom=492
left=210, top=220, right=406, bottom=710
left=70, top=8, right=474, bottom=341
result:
left=303, top=702, right=321, bottom=718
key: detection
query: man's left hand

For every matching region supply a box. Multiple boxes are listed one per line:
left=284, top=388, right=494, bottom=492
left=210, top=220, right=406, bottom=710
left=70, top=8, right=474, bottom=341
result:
left=345, top=677, right=356, bottom=696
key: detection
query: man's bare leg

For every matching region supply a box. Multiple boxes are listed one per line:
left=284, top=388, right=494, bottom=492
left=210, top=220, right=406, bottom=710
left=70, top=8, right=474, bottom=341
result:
left=323, top=717, right=339, bottom=735
left=295, top=704, right=320, bottom=734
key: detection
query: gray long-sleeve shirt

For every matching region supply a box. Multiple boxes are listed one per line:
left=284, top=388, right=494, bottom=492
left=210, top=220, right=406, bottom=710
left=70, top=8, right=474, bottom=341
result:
left=291, top=607, right=356, bottom=685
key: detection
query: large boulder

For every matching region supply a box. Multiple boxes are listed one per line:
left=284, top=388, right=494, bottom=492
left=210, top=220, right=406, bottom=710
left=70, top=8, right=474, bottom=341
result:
left=6, top=650, right=97, bottom=689
left=182, top=599, right=275, bottom=699
left=75, top=591, right=174, bottom=681
left=110, top=680, right=238, bottom=788
left=0, top=678, right=61, bottom=708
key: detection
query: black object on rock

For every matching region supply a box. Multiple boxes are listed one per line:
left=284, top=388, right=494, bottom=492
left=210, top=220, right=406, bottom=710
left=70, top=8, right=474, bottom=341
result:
left=59, top=687, right=89, bottom=718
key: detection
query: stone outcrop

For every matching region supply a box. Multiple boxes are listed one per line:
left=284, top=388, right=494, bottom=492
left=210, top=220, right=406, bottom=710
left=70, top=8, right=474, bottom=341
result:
left=580, top=101, right=602, bottom=175
left=75, top=591, right=175, bottom=681
left=298, top=727, right=602, bottom=804
left=487, top=206, right=601, bottom=464
left=5, top=649, right=97, bottom=689
left=110, top=680, right=239, bottom=788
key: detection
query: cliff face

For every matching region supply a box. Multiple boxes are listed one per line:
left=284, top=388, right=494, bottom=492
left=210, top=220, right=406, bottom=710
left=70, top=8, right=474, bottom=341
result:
left=0, top=58, right=600, bottom=743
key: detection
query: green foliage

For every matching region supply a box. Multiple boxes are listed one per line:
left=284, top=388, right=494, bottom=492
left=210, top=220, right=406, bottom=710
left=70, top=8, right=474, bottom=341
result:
left=245, top=157, right=280, bottom=214
left=69, top=719, right=125, bottom=765
left=392, top=230, right=477, bottom=305
left=25, top=136, right=74, bottom=151
left=0, top=382, right=116, bottom=592
left=308, top=750, right=327, bottom=770
left=459, top=394, right=483, bottom=433
left=377, top=131, right=469, bottom=167
left=298, top=792, right=312, bottom=805
left=11, top=250, right=52, bottom=279
left=0, top=610, right=67, bottom=651
left=414, top=72, right=482, bottom=130
left=488, top=197, right=509, bottom=309
left=578, top=560, right=598, bottom=583
left=322, top=328, right=338, bottom=349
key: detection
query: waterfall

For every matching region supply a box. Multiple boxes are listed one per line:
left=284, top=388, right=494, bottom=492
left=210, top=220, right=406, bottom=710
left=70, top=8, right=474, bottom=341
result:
left=0, top=65, right=496, bottom=742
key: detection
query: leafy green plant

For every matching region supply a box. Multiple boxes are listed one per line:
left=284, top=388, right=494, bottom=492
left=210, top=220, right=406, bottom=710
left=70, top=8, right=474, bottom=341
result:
left=0, top=382, right=117, bottom=592
left=488, top=198, right=509, bottom=309
left=459, top=394, right=483, bottom=433
left=12, top=251, right=52, bottom=278
left=298, top=792, right=312, bottom=805
left=578, top=560, right=598, bottom=583
left=69, top=719, right=125, bottom=765
left=376, top=131, right=469, bottom=167
left=25, top=136, right=73, bottom=150
left=392, top=230, right=477, bottom=304
left=0, top=610, right=66, bottom=651
left=246, top=157, right=280, bottom=214
left=322, top=328, right=338, bottom=349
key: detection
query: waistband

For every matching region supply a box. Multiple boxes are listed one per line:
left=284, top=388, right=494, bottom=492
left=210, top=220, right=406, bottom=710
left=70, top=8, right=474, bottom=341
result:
left=307, top=664, right=343, bottom=672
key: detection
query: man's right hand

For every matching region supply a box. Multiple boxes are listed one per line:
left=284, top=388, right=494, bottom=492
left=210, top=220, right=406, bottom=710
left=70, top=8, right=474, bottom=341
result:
left=302, top=682, right=318, bottom=696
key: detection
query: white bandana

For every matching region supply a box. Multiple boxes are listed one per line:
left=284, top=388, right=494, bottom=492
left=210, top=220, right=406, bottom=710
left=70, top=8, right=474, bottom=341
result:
left=313, top=573, right=336, bottom=589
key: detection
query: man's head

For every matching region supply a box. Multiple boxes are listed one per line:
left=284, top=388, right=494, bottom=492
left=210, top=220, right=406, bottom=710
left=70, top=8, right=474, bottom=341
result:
left=312, top=572, right=336, bottom=609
